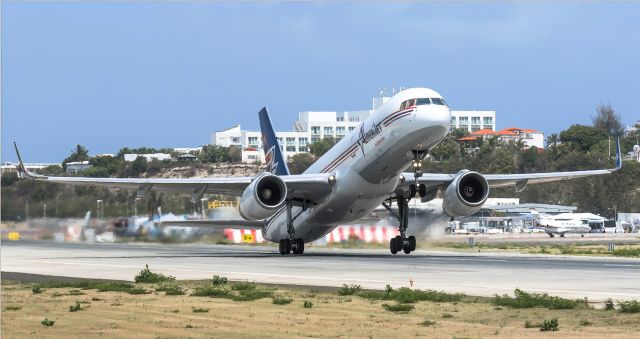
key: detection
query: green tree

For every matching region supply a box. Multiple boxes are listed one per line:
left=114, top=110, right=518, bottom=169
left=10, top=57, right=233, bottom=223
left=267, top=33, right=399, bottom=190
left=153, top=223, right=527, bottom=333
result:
left=62, top=144, right=90, bottom=170
left=288, top=153, right=315, bottom=174
left=227, top=146, right=242, bottom=163
left=309, top=137, right=336, bottom=158
left=559, top=125, right=608, bottom=152
left=198, top=145, right=229, bottom=163
left=592, top=103, right=624, bottom=137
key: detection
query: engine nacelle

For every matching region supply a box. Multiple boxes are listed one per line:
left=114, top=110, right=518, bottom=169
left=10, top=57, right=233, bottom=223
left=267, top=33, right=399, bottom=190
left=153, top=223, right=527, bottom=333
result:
left=239, top=173, right=287, bottom=220
left=442, top=170, right=490, bottom=217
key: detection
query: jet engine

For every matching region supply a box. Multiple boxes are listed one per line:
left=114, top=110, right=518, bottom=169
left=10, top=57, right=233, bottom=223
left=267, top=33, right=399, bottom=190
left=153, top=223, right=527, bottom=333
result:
left=442, top=170, right=489, bottom=217
left=239, top=173, right=287, bottom=220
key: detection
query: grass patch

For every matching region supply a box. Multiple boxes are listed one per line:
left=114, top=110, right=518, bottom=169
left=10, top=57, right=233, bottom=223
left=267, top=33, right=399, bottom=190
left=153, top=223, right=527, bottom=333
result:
left=36, top=280, right=149, bottom=295
left=303, top=300, right=314, bottom=309
left=441, top=313, right=454, bottom=318
left=524, top=320, right=540, bottom=328
left=231, top=282, right=256, bottom=291
left=67, top=289, right=85, bottom=296
left=419, top=319, right=437, bottom=327
left=5, top=306, right=22, bottom=311
left=359, top=286, right=464, bottom=304
left=212, top=275, right=228, bottom=285
left=612, top=248, right=640, bottom=257
left=156, top=285, right=185, bottom=295
left=69, top=302, right=82, bottom=312
left=191, top=283, right=271, bottom=301
left=604, top=298, right=616, bottom=310
left=134, top=265, right=175, bottom=283
left=540, top=318, right=559, bottom=331
left=32, top=285, right=42, bottom=294
left=41, top=318, right=55, bottom=327
left=493, top=288, right=588, bottom=309
left=192, top=307, right=209, bottom=313
left=382, top=303, right=414, bottom=313
left=580, top=320, right=593, bottom=326
left=617, top=300, right=640, bottom=313
left=191, top=286, right=233, bottom=298
left=272, top=296, right=293, bottom=305
left=337, top=284, right=361, bottom=296
left=91, top=297, right=102, bottom=301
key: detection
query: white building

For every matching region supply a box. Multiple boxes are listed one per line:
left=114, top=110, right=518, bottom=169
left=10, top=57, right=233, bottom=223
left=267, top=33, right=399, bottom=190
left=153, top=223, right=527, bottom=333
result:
left=1, top=162, right=60, bottom=174
left=66, top=161, right=91, bottom=174
left=213, top=95, right=497, bottom=163
left=450, top=111, right=496, bottom=132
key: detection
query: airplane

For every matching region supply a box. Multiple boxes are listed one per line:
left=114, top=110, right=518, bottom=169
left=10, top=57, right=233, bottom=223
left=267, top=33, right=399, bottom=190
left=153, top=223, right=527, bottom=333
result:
left=531, top=210, right=600, bottom=237
left=13, top=88, right=622, bottom=255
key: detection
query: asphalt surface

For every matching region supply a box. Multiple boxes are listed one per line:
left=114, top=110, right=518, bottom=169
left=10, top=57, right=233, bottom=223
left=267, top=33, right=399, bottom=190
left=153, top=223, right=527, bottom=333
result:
left=2, top=240, right=639, bottom=301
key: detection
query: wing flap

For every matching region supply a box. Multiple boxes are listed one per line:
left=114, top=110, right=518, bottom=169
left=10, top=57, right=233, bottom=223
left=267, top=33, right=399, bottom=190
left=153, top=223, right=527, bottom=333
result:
left=158, top=219, right=265, bottom=229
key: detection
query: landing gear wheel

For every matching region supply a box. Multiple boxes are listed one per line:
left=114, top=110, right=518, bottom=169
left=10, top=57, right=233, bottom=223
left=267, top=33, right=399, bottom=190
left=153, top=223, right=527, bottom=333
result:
left=409, top=235, right=416, bottom=252
left=418, top=184, right=427, bottom=198
left=403, top=242, right=411, bottom=254
left=394, top=236, right=403, bottom=252
left=279, top=239, right=285, bottom=255
left=292, top=238, right=305, bottom=255
left=390, top=238, right=398, bottom=254
left=283, top=239, right=291, bottom=254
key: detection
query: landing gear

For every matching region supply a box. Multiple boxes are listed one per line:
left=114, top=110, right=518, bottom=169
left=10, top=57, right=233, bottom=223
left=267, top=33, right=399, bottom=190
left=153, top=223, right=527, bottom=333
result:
left=548, top=233, right=555, bottom=238
left=279, top=199, right=306, bottom=255
left=383, top=197, right=416, bottom=255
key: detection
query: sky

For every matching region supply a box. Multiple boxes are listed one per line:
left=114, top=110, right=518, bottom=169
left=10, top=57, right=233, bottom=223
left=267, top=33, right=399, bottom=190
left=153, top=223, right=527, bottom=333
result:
left=2, top=2, right=639, bottom=162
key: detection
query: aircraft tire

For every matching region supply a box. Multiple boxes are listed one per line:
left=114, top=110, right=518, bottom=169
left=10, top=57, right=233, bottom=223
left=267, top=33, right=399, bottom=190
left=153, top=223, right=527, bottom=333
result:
left=394, top=236, right=403, bottom=252
left=390, top=238, right=398, bottom=254
left=409, top=185, right=417, bottom=198
left=279, top=239, right=285, bottom=255
left=284, top=239, right=292, bottom=254
left=419, top=184, right=427, bottom=198
left=409, top=236, right=416, bottom=251
left=296, top=239, right=305, bottom=255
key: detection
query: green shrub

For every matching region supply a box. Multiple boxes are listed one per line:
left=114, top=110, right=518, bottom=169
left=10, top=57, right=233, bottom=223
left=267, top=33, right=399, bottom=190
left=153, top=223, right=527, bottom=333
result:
left=156, top=285, right=185, bottom=295
left=338, top=284, right=361, bottom=296
left=441, top=313, right=453, bottom=318
left=419, top=319, right=436, bottom=327
left=272, top=296, right=293, bottom=305
left=580, top=320, right=593, bottom=326
left=5, top=306, right=22, bottom=311
left=303, top=300, right=314, bottom=309
left=382, top=303, right=414, bottom=313
left=32, top=285, right=42, bottom=294
left=69, top=302, right=82, bottom=312
left=92, top=297, right=102, bottom=301
left=212, top=275, right=228, bottom=285
left=127, top=287, right=151, bottom=295
left=41, top=318, right=55, bottom=327
left=493, top=288, right=587, bottom=309
left=359, top=287, right=463, bottom=304
left=68, top=289, right=85, bottom=296
left=191, top=286, right=232, bottom=298
left=612, top=248, right=640, bottom=257
left=540, top=318, right=559, bottom=331
left=604, top=298, right=616, bottom=310
left=524, top=320, right=540, bottom=328
left=231, top=282, right=256, bottom=291
left=192, top=307, right=209, bottom=313
left=232, top=289, right=271, bottom=302
left=134, top=265, right=175, bottom=283
left=617, top=300, right=640, bottom=313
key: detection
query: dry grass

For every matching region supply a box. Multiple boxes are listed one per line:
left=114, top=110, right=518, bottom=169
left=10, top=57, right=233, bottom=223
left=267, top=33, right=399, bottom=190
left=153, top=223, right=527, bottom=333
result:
left=2, top=281, right=640, bottom=338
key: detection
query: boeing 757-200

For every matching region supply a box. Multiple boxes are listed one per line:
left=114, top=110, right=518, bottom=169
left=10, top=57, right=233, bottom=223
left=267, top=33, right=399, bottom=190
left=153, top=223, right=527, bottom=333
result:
left=14, top=88, right=622, bottom=255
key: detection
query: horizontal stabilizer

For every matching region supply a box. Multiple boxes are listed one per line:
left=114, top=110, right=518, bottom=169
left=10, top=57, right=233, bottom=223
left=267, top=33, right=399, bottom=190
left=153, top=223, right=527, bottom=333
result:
left=157, top=219, right=265, bottom=229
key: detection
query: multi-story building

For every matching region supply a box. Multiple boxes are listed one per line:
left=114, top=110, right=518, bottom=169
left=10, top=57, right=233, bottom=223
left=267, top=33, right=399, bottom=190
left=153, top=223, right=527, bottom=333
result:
left=213, top=95, right=498, bottom=163
left=458, top=127, right=545, bottom=149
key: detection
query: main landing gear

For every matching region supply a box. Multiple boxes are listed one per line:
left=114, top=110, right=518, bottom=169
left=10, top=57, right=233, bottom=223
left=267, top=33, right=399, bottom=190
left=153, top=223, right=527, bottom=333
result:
left=382, top=150, right=428, bottom=255
left=279, top=199, right=305, bottom=255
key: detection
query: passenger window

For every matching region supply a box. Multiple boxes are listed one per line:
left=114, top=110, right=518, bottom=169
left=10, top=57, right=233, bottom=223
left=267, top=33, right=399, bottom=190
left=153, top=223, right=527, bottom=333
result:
left=431, top=98, right=445, bottom=105
left=407, top=99, right=415, bottom=107
left=400, top=101, right=406, bottom=110
left=415, top=98, right=430, bottom=106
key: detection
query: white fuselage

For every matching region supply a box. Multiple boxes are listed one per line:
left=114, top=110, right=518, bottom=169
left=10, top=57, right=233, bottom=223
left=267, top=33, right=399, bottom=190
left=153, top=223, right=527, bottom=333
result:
left=262, top=88, right=451, bottom=242
left=538, top=215, right=593, bottom=235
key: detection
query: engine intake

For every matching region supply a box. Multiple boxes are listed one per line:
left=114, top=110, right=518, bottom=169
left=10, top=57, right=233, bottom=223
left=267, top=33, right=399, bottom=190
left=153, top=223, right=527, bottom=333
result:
left=442, top=170, right=489, bottom=217
left=239, top=173, right=287, bottom=220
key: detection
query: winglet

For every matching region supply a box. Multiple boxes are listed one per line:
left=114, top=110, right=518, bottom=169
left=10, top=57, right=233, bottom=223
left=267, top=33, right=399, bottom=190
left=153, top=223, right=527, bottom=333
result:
left=13, top=142, right=30, bottom=178
left=614, top=137, right=622, bottom=171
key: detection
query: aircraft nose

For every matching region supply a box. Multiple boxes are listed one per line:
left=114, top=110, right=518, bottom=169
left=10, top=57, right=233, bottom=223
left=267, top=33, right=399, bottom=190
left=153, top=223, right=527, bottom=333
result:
left=415, top=105, right=451, bottom=129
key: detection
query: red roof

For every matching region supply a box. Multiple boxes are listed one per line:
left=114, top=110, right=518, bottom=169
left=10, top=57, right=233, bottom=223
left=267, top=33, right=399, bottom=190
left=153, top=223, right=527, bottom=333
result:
left=458, top=136, right=479, bottom=141
left=497, top=129, right=517, bottom=136
left=470, top=129, right=497, bottom=136
left=522, top=129, right=539, bottom=133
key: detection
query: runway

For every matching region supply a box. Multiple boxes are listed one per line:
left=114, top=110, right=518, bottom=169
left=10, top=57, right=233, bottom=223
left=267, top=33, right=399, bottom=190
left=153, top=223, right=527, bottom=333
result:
left=2, top=240, right=639, bottom=302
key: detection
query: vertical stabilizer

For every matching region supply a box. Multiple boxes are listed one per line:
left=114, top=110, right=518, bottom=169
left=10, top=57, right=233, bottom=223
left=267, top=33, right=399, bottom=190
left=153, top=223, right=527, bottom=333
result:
left=258, top=107, right=290, bottom=175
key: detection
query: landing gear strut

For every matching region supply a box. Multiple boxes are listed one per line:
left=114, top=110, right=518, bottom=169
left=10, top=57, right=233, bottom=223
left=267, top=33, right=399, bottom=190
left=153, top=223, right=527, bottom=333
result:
left=279, top=199, right=305, bottom=255
left=383, top=197, right=416, bottom=254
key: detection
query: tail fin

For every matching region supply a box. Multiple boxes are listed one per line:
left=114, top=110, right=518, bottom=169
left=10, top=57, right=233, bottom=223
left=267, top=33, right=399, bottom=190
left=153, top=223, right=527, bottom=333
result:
left=258, top=107, right=290, bottom=175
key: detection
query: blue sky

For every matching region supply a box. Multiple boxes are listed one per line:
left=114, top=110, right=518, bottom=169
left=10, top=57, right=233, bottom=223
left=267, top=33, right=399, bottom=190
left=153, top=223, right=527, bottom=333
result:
left=2, top=2, right=639, bottom=162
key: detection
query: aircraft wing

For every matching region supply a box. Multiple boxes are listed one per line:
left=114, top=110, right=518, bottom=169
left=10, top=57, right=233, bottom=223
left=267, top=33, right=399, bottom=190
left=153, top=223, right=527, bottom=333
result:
left=400, top=139, right=622, bottom=192
left=157, top=219, right=266, bottom=229
left=13, top=143, right=334, bottom=202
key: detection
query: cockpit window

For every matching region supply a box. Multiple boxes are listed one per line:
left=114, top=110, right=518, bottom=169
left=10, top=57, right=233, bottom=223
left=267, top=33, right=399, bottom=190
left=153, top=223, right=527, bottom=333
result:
left=399, top=101, right=407, bottom=110
left=407, top=99, right=415, bottom=107
left=431, top=98, right=445, bottom=105
left=415, top=98, right=431, bottom=106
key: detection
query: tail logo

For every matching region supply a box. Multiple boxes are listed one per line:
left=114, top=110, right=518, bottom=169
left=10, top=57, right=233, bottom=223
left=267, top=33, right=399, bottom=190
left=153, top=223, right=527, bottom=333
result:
left=265, top=145, right=279, bottom=174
